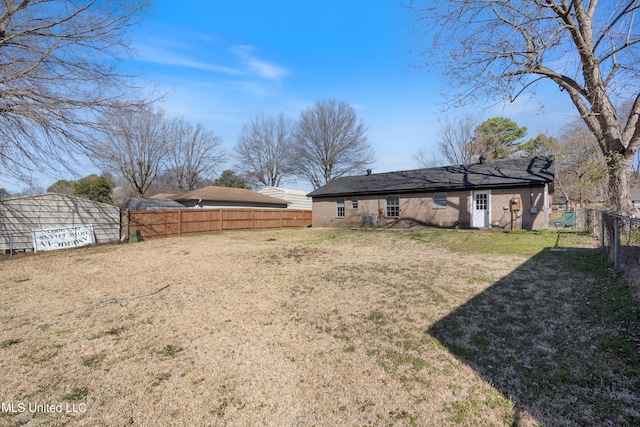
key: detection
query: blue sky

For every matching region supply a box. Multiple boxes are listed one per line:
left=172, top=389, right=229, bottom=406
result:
left=6, top=0, right=579, bottom=193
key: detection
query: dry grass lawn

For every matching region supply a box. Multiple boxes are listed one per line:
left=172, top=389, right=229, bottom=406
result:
left=1, top=227, right=638, bottom=426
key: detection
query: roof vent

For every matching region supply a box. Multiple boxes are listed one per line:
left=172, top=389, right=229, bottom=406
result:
left=366, top=169, right=372, bottom=176
left=479, top=156, right=486, bottom=164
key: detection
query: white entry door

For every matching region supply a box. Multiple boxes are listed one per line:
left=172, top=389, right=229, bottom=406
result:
left=472, top=191, right=491, bottom=228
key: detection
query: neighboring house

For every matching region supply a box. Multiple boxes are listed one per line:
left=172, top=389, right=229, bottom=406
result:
left=257, top=187, right=312, bottom=210
left=171, top=186, right=288, bottom=209
left=632, top=188, right=640, bottom=209
left=308, top=157, right=554, bottom=230
left=0, top=193, right=120, bottom=251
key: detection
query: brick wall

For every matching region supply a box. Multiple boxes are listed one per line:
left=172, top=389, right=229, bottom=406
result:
left=311, top=186, right=549, bottom=230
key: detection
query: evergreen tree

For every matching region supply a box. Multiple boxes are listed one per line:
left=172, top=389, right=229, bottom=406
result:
left=73, top=174, right=114, bottom=204
left=213, top=170, right=249, bottom=189
left=473, top=117, right=527, bottom=160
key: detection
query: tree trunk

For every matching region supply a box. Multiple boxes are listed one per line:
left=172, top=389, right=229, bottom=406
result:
left=607, top=155, right=635, bottom=215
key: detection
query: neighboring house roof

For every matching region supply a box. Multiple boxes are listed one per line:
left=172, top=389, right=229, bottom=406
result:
left=257, top=187, right=312, bottom=210
left=150, top=193, right=177, bottom=199
left=171, top=186, right=288, bottom=208
left=631, top=188, right=640, bottom=202
left=308, top=157, right=555, bottom=198
left=121, top=197, right=184, bottom=211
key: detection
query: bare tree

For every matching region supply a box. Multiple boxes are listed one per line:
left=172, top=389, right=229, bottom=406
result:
left=411, top=1, right=640, bottom=214
left=436, top=113, right=479, bottom=165
left=165, top=117, right=226, bottom=192
left=293, top=98, right=375, bottom=189
left=414, top=114, right=479, bottom=168
left=555, top=120, right=607, bottom=207
left=234, top=112, right=295, bottom=188
left=0, top=0, right=150, bottom=183
left=96, top=106, right=169, bottom=197
left=413, top=149, right=444, bottom=168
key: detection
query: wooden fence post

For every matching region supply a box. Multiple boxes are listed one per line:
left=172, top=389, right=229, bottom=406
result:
left=178, top=209, right=182, bottom=236
left=219, top=209, right=223, bottom=231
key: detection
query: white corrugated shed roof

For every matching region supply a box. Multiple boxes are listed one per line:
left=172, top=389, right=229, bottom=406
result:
left=257, top=187, right=312, bottom=210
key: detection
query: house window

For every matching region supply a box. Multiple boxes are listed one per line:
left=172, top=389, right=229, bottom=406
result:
left=351, top=198, right=358, bottom=209
left=434, top=192, right=447, bottom=208
left=475, top=193, right=487, bottom=210
left=336, top=198, right=345, bottom=217
left=386, top=195, right=399, bottom=217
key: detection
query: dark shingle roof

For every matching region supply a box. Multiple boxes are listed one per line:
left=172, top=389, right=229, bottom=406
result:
left=308, top=157, right=554, bottom=198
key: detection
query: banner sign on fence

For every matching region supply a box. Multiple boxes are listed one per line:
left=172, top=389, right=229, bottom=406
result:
left=32, top=225, right=96, bottom=252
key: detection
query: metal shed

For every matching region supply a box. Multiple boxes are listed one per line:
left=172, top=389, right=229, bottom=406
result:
left=0, top=193, right=120, bottom=252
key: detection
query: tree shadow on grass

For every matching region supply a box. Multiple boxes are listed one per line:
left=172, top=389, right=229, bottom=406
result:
left=428, top=247, right=640, bottom=426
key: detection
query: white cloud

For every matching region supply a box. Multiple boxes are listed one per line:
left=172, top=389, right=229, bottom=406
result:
left=230, top=45, right=289, bottom=80
left=135, top=41, right=289, bottom=82
left=136, top=44, right=243, bottom=75
left=247, top=57, right=288, bottom=79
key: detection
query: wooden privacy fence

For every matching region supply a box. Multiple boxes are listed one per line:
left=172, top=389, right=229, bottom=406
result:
left=127, top=208, right=312, bottom=239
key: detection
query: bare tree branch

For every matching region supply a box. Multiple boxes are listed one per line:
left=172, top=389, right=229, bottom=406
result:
left=410, top=0, right=640, bottom=213
left=0, top=0, right=151, bottom=183
left=292, top=98, right=375, bottom=189
left=234, top=112, right=295, bottom=188
left=164, top=117, right=226, bottom=192
left=415, top=113, right=480, bottom=167
left=95, top=105, right=169, bottom=197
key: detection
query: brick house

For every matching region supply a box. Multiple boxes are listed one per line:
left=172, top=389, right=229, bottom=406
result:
left=308, top=157, right=554, bottom=230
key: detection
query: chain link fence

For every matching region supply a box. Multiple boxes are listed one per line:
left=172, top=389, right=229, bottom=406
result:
left=581, top=208, right=640, bottom=293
